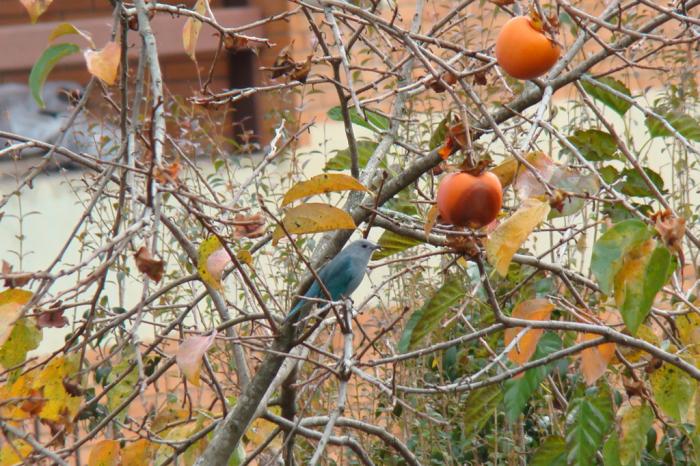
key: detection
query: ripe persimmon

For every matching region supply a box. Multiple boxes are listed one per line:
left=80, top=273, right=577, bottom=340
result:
left=436, top=171, right=503, bottom=228
left=495, top=16, right=560, bottom=80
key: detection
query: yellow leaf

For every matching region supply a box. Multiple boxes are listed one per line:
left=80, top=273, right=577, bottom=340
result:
left=237, top=249, right=253, bottom=267
left=677, top=312, right=700, bottom=355
left=182, top=0, right=208, bottom=61
left=613, top=238, right=656, bottom=308
left=616, top=324, right=658, bottom=364
left=504, top=299, right=554, bottom=365
left=176, top=331, right=217, bottom=386
left=486, top=197, right=550, bottom=276
left=0, top=318, right=42, bottom=370
left=151, top=402, right=189, bottom=434
left=424, top=204, right=439, bottom=239
left=197, top=236, right=228, bottom=291
left=281, top=173, right=369, bottom=206
left=121, top=439, right=152, bottom=465
left=0, top=370, right=38, bottom=420
left=34, top=355, right=81, bottom=422
left=88, top=439, right=121, bottom=466
left=246, top=407, right=282, bottom=450
left=0, top=289, right=33, bottom=347
left=19, top=0, right=54, bottom=23
left=0, top=439, right=31, bottom=466
left=48, top=22, right=94, bottom=47
left=84, top=41, right=121, bottom=85
left=271, top=203, right=356, bottom=245
left=490, top=152, right=542, bottom=188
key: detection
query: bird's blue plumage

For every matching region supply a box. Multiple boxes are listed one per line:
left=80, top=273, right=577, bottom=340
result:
left=285, top=239, right=379, bottom=321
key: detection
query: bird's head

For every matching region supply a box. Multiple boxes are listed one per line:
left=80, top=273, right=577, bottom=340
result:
left=346, top=239, right=381, bottom=258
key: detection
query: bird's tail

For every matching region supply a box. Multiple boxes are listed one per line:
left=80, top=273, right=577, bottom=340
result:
left=284, top=300, right=305, bottom=322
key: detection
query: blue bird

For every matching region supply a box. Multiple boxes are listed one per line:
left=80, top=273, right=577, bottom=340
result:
left=285, top=239, right=381, bottom=321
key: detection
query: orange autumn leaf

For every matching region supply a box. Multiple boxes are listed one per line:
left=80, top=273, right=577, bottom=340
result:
left=578, top=332, right=616, bottom=385
left=424, top=204, right=439, bottom=239
left=88, top=439, right=121, bottom=466
left=84, top=41, right=121, bottom=85
left=505, top=299, right=555, bottom=365
left=154, top=161, right=182, bottom=184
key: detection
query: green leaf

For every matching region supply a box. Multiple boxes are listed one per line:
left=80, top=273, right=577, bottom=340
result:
left=566, top=386, right=614, bottom=466
left=503, top=332, right=562, bottom=421
left=599, top=165, right=619, bottom=185
left=398, top=277, right=465, bottom=352
left=645, top=111, right=700, bottom=142
left=650, top=361, right=697, bottom=423
left=618, top=245, right=672, bottom=335
left=327, top=106, right=390, bottom=132
left=429, top=115, right=450, bottom=150
left=567, top=129, right=618, bottom=161
left=620, top=168, right=665, bottom=198
left=28, top=43, right=81, bottom=108
left=324, top=140, right=380, bottom=172
left=462, top=386, right=503, bottom=441
left=372, top=230, right=423, bottom=260
left=602, top=434, right=622, bottom=466
left=531, top=436, right=567, bottom=466
left=581, top=76, right=633, bottom=116
left=619, top=403, right=654, bottom=466
left=591, top=220, right=652, bottom=295
left=107, top=351, right=139, bottom=423
left=0, top=318, right=42, bottom=371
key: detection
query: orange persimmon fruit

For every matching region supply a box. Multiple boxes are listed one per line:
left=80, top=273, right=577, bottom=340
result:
left=436, top=171, right=503, bottom=228
left=495, top=16, right=560, bottom=80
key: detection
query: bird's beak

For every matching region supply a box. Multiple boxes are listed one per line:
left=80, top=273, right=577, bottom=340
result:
left=371, top=244, right=382, bottom=251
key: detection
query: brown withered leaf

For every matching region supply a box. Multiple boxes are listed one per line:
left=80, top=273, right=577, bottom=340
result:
left=224, top=34, right=250, bottom=52
left=472, top=70, right=488, bottom=86
left=62, top=377, right=84, bottom=397
left=445, top=234, right=480, bottom=257
left=651, top=209, right=685, bottom=256
left=36, top=302, right=68, bottom=329
left=233, top=213, right=266, bottom=239
left=428, top=71, right=457, bottom=93
left=2, top=260, right=32, bottom=289
left=134, top=246, right=164, bottom=283
left=270, top=42, right=296, bottom=79
left=623, top=378, right=645, bottom=399
left=21, top=388, right=45, bottom=416
left=154, top=161, right=182, bottom=185
left=290, top=55, right=313, bottom=83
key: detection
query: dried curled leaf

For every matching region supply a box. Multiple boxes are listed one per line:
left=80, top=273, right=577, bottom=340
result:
left=133, top=246, right=164, bottom=283
left=153, top=161, right=181, bottom=185
left=36, top=302, right=68, bottom=329
left=182, top=0, right=208, bottom=62
left=486, top=198, right=551, bottom=276
left=234, top=213, right=266, bottom=239
left=505, top=299, right=554, bottom=365
left=2, top=260, right=31, bottom=289
left=176, top=331, right=217, bottom=386
left=84, top=41, right=121, bottom=85
left=652, top=209, right=686, bottom=256
left=424, top=204, right=439, bottom=239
